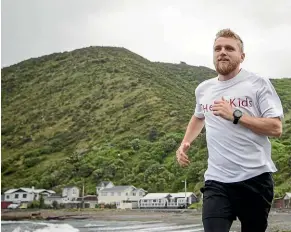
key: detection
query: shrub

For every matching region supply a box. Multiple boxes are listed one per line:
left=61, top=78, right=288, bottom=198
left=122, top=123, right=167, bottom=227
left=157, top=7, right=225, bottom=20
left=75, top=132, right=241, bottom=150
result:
left=188, top=201, right=203, bottom=210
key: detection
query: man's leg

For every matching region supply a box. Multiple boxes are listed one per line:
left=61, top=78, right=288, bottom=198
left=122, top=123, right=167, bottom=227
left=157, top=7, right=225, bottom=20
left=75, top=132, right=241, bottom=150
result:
left=201, top=180, right=235, bottom=232
left=203, top=218, right=233, bottom=232
left=234, top=172, right=274, bottom=232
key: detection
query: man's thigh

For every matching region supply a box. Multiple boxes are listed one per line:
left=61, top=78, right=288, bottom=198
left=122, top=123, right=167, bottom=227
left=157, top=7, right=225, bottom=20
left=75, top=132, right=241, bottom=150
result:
left=234, top=172, right=274, bottom=232
left=201, top=180, right=235, bottom=232
left=203, top=218, right=233, bottom=232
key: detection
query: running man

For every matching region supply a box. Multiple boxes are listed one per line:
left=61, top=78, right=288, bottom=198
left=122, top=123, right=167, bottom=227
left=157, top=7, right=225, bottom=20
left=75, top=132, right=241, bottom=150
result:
left=176, top=29, right=284, bottom=232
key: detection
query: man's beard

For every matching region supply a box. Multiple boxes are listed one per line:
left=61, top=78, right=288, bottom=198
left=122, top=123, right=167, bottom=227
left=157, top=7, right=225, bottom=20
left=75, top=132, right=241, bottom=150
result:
left=214, top=58, right=240, bottom=75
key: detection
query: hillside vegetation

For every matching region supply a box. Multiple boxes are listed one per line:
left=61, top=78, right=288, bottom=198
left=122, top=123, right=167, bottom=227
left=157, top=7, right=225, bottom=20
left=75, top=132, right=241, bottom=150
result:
left=1, top=46, right=291, bottom=197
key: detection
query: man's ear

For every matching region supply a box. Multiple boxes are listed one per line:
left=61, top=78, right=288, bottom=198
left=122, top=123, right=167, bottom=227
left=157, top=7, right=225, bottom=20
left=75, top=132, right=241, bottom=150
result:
left=241, top=53, right=245, bottom=63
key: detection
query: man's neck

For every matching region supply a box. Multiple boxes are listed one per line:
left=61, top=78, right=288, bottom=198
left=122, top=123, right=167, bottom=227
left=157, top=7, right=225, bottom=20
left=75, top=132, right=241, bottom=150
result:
left=218, top=67, right=241, bottom=81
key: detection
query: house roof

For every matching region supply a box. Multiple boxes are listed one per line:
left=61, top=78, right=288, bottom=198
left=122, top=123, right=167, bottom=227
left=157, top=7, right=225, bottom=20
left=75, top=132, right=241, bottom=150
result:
left=4, top=188, right=55, bottom=194
left=46, top=190, right=56, bottom=194
left=4, top=189, right=18, bottom=194
left=140, top=193, right=171, bottom=200
left=34, top=189, right=47, bottom=193
left=46, top=195, right=62, bottom=199
left=170, top=192, right=197, bottom=198
left=132, top=188, right=147, bottom=192
left=97, top=181, right=112, bottom=187
left=99, top=186, right=133, bottom=192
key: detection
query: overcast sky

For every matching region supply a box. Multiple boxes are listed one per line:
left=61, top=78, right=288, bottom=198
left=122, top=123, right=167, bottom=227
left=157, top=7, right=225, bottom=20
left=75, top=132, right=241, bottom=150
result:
left=2, top=0, right=291, bottom=78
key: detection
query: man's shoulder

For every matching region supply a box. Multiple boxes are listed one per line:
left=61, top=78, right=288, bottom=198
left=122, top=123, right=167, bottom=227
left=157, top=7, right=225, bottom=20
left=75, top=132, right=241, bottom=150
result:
left=196, top=77, right=217, bottom=92
left=241, top=69, right=271, bottom=85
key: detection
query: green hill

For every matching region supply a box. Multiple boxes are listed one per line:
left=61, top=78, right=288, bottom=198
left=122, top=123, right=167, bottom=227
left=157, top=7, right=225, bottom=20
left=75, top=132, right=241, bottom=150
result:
left=1, top=46, right=291, bottom=197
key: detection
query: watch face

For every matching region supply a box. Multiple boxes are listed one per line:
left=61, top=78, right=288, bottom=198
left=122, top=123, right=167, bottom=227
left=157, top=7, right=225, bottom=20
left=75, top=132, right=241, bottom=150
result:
left=234, top=110, right=243, bottom=117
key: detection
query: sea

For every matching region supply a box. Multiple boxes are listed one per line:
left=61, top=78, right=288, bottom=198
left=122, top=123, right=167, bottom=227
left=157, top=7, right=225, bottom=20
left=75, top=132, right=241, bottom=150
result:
left=1, top=220, right=206, bottom=232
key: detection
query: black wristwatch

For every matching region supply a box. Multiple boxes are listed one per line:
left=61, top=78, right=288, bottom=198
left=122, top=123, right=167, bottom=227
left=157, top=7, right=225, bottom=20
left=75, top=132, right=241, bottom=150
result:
left=233, top=109, right=243, bottom=124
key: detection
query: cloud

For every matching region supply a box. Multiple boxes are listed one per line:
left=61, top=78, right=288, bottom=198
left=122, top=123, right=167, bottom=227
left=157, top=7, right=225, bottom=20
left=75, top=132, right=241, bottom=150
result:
left=1, top=0, right=291, bottom=78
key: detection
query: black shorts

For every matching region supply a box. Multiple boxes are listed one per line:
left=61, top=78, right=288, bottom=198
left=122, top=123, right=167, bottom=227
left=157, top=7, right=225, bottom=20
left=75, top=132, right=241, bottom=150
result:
left=200, top=172, right=274, bottom=232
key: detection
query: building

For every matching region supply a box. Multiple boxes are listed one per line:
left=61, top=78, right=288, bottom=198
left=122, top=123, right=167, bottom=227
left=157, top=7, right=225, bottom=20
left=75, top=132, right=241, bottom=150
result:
left=44, top=194, right=63, bottom=206
left=1, top=194, right=12, bottom=209
left=98, top=185, right=147, bottom=204
left=169, top=192, right=198, bottom=207
left=97, top=181, right=147, bottom=209
left=4, top=187, right=55, bottom=203
left=138, top=192, right=198, bottom=208
left=283, top=192, right=291, bottom=208
left=62, top=186, right=80, bottom=201
left=138, top=193, right=171, bottom=208
left=272, top=192, right=291, bottom=209
left=96, top=181, right=114, bottom=195
left=76, top=195, right=98, bottom=208
left=44, top=186, right=80, bottom=207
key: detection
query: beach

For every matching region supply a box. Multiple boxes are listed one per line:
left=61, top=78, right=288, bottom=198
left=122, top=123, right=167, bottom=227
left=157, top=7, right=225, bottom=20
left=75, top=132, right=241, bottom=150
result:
left=2, top=209, right=291, bottom=231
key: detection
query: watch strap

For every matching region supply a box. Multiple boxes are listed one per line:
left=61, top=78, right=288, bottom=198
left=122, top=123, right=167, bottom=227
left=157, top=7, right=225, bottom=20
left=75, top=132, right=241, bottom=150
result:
left=233, top=117, right=240, bottom=124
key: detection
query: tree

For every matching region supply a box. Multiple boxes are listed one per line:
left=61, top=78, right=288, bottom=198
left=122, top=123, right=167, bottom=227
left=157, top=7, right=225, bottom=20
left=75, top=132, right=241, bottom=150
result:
left=52, top=201, right=59, bottom=209
left=39, top=194, right=45, bottom=208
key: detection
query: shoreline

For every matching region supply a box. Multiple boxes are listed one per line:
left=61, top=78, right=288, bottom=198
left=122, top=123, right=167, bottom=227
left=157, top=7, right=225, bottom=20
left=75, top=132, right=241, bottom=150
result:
left=2, top=208, right=291, bottom=220
left=1, top=209, right=202, bottom=221
left=2, top=209, right=291, bottom=232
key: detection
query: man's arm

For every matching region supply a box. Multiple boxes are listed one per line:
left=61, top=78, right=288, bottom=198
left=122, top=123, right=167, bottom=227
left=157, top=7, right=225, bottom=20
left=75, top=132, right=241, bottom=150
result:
left=213, top=99, right=282, bottom=137
left=238, top=115, right=282, bottom=137
left=176, top=115, right=205, bottom=167
left=181, top=115, right=205, bottom=144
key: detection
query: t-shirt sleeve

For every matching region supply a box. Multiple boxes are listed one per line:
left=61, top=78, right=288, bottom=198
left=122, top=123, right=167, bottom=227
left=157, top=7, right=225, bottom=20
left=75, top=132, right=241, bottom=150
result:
left=257, top=77, right=284, bottom=119
left=194, top=87, right=205, bottom=119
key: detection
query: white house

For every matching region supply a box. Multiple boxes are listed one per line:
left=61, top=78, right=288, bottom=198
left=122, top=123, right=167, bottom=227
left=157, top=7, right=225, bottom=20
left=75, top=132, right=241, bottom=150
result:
left=96, top=181, right=114, bottom=195
left=169, top=192, right=198, bottom=207
left=98, top=184, right=147, bottom=208
left=138, top=193, right=171, bottom=208
left=138, top=192, right=198, bottom=208
left=4, top=187, right=55, bottom=203
left=76, top=195, right=98, bottom=208
left=62, top=186, right=80, bottom=201
left=44, top=186, right=81, bottom=206
left=44, top=194, right=63, bottom=205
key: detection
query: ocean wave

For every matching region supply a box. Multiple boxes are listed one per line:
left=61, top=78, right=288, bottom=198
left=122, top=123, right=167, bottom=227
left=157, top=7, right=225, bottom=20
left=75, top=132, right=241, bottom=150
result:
left=83, top=223, right=107, bottom=228
left=11, top=223, right=79, bottom=232
left=34, top=223, right=79, bottom=232
left=11, top=227, right=30, bottom=232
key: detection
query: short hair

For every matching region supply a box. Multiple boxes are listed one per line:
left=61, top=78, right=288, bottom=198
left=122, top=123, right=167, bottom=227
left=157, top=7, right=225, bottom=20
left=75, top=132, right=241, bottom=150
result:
left=215, top=29, right=244, bottom=52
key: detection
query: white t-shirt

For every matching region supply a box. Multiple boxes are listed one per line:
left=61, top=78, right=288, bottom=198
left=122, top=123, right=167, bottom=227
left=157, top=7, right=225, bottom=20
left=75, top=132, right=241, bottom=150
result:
left=194, top=69, right=284, bottom=183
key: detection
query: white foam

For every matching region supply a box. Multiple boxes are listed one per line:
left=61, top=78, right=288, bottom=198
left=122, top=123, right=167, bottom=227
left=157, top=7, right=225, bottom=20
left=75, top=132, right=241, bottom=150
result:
left=12, top=227, right=30, bottom=232
left=84, top=223, right=107, bottom=228
left=33, top=223, right=79, bottom=232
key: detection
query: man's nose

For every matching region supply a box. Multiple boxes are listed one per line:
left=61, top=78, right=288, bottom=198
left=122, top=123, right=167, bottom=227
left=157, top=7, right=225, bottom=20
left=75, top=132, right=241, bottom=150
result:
left=219, top=47, right=227, bottom=55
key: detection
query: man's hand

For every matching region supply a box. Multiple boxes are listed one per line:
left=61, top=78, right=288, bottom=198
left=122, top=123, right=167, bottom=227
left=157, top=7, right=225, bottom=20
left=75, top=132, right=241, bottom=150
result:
left=176, top=142, right=191, bottom=167
left=213, top=97, right=234, bottom=121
